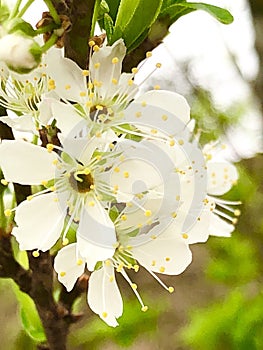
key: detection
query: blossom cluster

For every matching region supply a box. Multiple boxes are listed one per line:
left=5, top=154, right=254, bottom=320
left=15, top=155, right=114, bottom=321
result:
left=0, top=39, right=240, bottom=327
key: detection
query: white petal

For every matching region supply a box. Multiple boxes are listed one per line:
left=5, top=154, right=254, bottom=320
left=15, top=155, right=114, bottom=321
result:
left=183, top=210, right=211, bottom=244
left=51, top=101, right=83, bottom=136
left=135, top=90, right=190, bottom=124
left=45, top=48, right=86, bottom=102
left=90, top=39, right=126, bottom=97
left=54, top=243, right=85, bottom=292
left=207, top=161, right=238, bottom=195
left=0, top=140, right=57, bottom=185
left=121, top=103, right=189, bottom=136
left=132, top=227, right=192, bottom=275
left=87, top=263, right=123, bottom=327
left=12, top=193, right=66, bottom=251
left=209, top=213, right=234, bottom=237
left=77, top=201, right=116, bottom=269
left=1, top=113, right=36, bottom=133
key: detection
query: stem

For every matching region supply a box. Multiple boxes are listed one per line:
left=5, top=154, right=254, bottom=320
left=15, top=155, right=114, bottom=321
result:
left=0, top=191, right=6, bottom=229
left=9, top=0, right=23, bottom=19
left=44, top=0, right=61, bottom=25
left=41, top=33, right=58, bottom=53
left=35, top=23, right=60, bottom=35
left=17, top=0, right=34, bottom=18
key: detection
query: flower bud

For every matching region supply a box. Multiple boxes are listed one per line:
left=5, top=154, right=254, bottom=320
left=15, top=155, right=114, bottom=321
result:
left=0, top=32, right=42, bottom=73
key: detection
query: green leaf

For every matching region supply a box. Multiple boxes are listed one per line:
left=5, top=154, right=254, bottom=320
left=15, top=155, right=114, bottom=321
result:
left=161, top=1, right=233, bottom=25
left=103, top=13, right=114, bottom=42
left=12, top=282, right=46, bottom=343
left=105, top=0, right=121, bottom=21
left=111, top=0, right=163, bottom=50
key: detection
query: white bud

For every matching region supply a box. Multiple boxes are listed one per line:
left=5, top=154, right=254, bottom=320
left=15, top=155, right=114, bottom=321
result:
left=0, top=32, right=42, bottom=73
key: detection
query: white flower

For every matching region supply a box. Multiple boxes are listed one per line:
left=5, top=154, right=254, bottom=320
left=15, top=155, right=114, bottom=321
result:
left=0, top=33, right=42, bottom=73
left=42, top=39, right=190, bottom=139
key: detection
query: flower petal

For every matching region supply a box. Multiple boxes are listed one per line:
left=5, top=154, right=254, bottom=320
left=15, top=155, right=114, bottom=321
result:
left=12, top=193, right=66, bottom=251
left=131, top=226, right=192, bottom=275
left=207, top=161, right=238, bottom=195
left=51, top=101, right=83, bottom=136
left=0, top=140, right=57, bottom=185
left=209, top=213, right=234, bottom=237
left=54, top=243, right=85, bottom=292
left=87, top=263, right=123, bottom=327
left=77, top=201, right=116, bottom=270
left=135, top=90, right=190, bottom=124
left=45, top=48, right=86, bottom=102
left=0, top=114, right=35, bottom=133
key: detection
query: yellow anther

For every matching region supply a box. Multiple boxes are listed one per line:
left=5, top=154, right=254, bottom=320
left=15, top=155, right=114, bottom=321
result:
left=88, top=92, right=94, bottom=99
left=60, top=236, right=69, bottom=246
left=126, top=202, right=133, bottom=207
left=105, top=259, right=111, bottom=266
left=82, top=69, right=89, bottom=76
left=41, top=180, right=48, bottom=186
left=159, top=266, right=165, bottom=273
left=88, top=82, right=93, bottom=89
left=102, top=312, right=108, bottom=318
left=127, top=263, right=132, bottom=269
left=95, top=131, right=102, bottom=138
left=123, top=171, right=129, bottom=178
left=113, top=185, right=119, bottom=192
left=112, top=57, right=119, bottom=64
left=109, top=275, right=114, bottom=282
left=154, top=85, right=160, bottom=90
left=112, top=78, right=118, bottom=85
left=171, top=212, right=177, bottom=218
left=126, top=245, right=133, bottom=250
left=93, top=45, right=100, bottom=52
left=151, top=235, right=157, bottom=240
left=94, top=80, right=102, bottom=87
left=156, top=63, right=162, bottom=68
left=65, top=84, right=71, bottom=90
left=96, top=105, right=103, bottom=111
left=53, top=197, right=59, bottom=202
left=96, top=155, right=102, bottom=161
left=232, top=218, right=238, bottom=224
left=136, top=111, right=142, bottom=118
left=162, top=115, right=168, bottom=121
left=151, top=260, right=156, bottom=267
left=141, top=101, right=147, bottom=107
left=1, top=179, right=8, bottom=186
left=60, top=271, right=66, bottom=277
left=109, top=143, right=115, bottom=150
left=169, top=140, right=175, bottom=147
left=146, top=51, right=152, bottom=58
left=176, top=195, right=180, bottom=201
left=86, top=101, right=93, bottom=108
left=128, top=79, right=134, bottom=86
left=141, top=306, right=148, bottom=312
left=121, top=215, right=127, bottom=221
left=90, top=184, right=95, bottom=190
left=165, top=257, right=170, bottom=262
left=88, top=201, right=95, bottom=207
left=27, top=195, right=33, bottom=201
left=178, top=139, right=184, bottom=145
left=137, top=223, right=143, bottom=228
left=94, top=63, right=100, bottom=69
left=168, top=287, right=174, bottom=293
left=134, top=265, right=139, bottom=272
left=151, top=129, right=158, bottom=134
left=234, top=209, right=241, bottom=216
left=32, top=251, right=40, bottom=258
left=132, top=67, right=138, bottom=74
left=77, top=259, right=83, bottom=266
left=114, top=167, right=120, bottom=173
left=117, top=263, right=124, bottom=272
left=46, top=143, right=54, bottom=152
left=144, top=210, right=152, bottom=217
left=50, top=186, right=56, bottom=192
left=182, top=233, right=188, bottom=239
left=79, top=91, right=86, bottom=97
left=206, top=154, right=212, bottom=161
left=89, top=40, right=95, bottom=47
left=48, top=79, right=55, bottom=86
left=4, top=209, right=12, bottom=217
left=131, top=283, right=137, bottom=290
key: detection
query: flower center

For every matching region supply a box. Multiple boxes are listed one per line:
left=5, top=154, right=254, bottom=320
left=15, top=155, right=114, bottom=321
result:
left=69, top=169, right=94, bottom=193
left=89, top=105, right=112, bottom=122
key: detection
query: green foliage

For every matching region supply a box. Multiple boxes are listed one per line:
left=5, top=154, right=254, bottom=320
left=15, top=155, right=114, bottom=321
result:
left=12, top=281, right=46, bottom=343
left=161, top=1, right=234, bottom=26
left=180, top=290, right=263, bottom=350
left=69, top=296, right=164, bottom=348
left=110, top=0, right=163, bottom=50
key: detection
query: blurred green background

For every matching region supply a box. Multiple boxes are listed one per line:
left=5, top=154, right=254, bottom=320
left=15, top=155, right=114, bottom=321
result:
left=1, top=0, right=263, bottom=349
